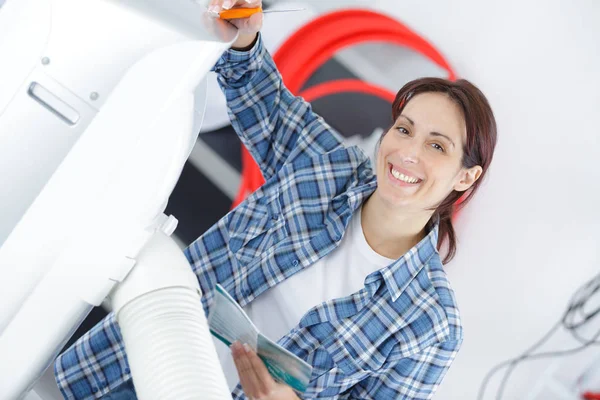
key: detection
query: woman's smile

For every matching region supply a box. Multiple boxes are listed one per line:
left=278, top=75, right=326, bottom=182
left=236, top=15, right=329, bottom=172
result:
left=387, top=162, right=423, bottom=187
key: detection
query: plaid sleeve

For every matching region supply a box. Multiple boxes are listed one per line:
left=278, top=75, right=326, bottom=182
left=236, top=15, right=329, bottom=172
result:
left=211, top=33, right=344, bottom=181
left=54, top=312, right=131, bottom=400
left=349, top=340, right=462, bottom=400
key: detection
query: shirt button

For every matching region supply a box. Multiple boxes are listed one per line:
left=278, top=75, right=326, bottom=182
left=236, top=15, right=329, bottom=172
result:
left=125, top=367, right=131, bottom=374
left=92, top=387, right=98, bottom=393
left=292, top=259, right=299, bottom=267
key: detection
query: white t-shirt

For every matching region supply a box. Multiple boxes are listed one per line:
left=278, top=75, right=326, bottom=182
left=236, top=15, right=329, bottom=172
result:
left=213, top=207, right=395, bottom=390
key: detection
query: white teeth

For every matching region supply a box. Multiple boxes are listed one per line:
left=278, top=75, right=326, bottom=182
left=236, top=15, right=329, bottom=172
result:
left=391, top=168, right=419, bottom=184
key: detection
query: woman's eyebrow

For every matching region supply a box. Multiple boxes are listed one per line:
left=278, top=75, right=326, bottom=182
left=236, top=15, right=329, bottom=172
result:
left=399, top=115, right=415, bottom=126
left=430, top=132, right=456, bottom=148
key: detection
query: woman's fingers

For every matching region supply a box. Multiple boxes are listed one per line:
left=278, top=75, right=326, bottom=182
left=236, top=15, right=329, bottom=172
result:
left=207, top=0, right=221, bottom=13
left=232, top=342, right=263, bottom=397
left=234, top=0, right=261, bottom=8
left=207, top=0, right=263, bottom=35
left=232, top=342, right=278, bottom=398
left=246, top=346, right=275, bottom=387
left=232, top=343, right=252, bottom=392
left=232, top=343, right=253, bottom=396
left=208, top=0, right=260, bottom=12
left=230, top=12, right=263, bottom=32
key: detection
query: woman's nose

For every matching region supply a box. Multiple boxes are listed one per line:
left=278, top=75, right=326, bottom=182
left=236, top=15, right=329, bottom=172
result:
left=400, top=141, right=421, bottom=164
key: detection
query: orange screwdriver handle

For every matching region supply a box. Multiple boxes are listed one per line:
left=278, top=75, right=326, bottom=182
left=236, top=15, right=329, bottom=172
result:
left=219, top=7, right=262, bottom=20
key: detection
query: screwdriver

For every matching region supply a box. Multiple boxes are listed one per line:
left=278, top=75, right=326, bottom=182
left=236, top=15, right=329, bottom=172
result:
left=209, top=6, right=305, bottom=20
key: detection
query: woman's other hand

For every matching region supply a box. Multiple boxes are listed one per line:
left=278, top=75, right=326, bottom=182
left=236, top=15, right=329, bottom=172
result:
left=208, top=0, right=263, bottom=49
left=231, top=342, right=301, bottom=400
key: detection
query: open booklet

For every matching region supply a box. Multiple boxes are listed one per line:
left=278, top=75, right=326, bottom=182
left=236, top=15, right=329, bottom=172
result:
left=208, top=284, right=313, bottom=393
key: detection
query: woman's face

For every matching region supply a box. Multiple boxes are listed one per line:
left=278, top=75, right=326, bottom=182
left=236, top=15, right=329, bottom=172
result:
left=376, top=92, right=481, bottom=211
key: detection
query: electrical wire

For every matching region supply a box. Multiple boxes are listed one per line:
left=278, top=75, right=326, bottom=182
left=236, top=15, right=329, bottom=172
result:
left=494, top=321, right=562, bottom=400
left=477, top=271, right=600, bottom=400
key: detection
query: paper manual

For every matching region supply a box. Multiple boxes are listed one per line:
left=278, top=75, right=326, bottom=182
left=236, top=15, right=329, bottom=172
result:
left=208, top=284, right=313, bottom=393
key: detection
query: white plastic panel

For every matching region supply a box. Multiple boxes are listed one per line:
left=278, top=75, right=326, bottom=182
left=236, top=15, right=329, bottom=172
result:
left=0, top=0, right=237, bottom=396
left=0, top=37, right=234, bottom=398
left=0, top=0, right=51, bottom=115
left=0, top=68, right=98, bottom=248
left=42, top=0, right=236, bottom=110
left=28, top=82, right=81, bottom=125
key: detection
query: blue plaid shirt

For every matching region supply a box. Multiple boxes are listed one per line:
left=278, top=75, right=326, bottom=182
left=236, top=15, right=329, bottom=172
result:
left=55, top=34, right=463, bottom=400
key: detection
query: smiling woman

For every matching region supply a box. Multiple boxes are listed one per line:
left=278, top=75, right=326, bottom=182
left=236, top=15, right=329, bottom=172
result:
left=370, top=77, right=497, bottom=263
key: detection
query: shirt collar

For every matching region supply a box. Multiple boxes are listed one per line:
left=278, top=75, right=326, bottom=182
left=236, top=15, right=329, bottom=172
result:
left=365, top=216, right=440, bottom=302
left=346, top=177, right=377, bottom=212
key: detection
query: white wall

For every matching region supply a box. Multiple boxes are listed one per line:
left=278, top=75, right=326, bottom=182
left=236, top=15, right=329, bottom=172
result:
left=358, top=0, right=600, bottom=398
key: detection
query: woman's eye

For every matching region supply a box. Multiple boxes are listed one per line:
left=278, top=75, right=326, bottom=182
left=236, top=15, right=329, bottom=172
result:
left=431, top=143, right=445, bottom=152
left=396, top=127, right=409, bottom=135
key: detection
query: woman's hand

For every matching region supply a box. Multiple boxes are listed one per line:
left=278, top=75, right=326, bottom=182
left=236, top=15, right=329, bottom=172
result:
left=231, top=342, right=301, bottom=400
left=208, top=0, right=263, bottom=50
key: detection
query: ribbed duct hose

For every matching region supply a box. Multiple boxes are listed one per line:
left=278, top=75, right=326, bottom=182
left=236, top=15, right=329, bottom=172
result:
left=112, top=230, right=231, bottom=400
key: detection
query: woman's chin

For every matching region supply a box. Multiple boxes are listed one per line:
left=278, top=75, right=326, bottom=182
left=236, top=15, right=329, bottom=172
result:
left=378, top=186, right=418, bottom=208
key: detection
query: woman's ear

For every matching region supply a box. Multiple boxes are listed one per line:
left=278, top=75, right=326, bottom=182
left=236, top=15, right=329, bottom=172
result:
left=454, top=165, right=482, bottom=192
